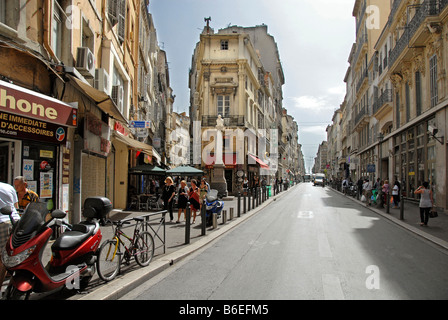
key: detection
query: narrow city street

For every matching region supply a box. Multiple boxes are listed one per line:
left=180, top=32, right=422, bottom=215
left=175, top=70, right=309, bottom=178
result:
left=121, top=183, right=448, bottom=300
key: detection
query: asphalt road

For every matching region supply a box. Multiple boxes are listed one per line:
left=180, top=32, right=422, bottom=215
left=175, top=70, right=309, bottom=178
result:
left=121, top=183, right=448, bottom=300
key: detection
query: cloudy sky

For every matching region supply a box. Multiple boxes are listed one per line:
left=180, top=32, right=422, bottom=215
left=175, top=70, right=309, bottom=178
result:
left=149, top=0, right=356, bottom=173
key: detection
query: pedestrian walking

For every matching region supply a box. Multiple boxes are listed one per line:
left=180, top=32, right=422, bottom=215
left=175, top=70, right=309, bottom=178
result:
left=342, top=178, right=348, bottom=195
left=382, top=179, right=390, bottom=207
left=363, top=179, right=372, bottom=206
left=357, top=178, right=363, bottom=199
left=199, top=179, right=209, bottom=208
left=188, top=179, right=200, bottom=224
left=0, top=181, right=19, bottom=294
left=392, top=180, right=400, bottom=208
left=176, top=180, right=189, bottom=224
left=162, top=177, right=176, bottom=223
left=414, top=182, right=434, bottom=226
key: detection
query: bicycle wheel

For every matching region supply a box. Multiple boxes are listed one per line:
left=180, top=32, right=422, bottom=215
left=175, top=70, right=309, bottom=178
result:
left=97, top=239, right=120, bottom=282
left=134, top=231, right=154, bottom=267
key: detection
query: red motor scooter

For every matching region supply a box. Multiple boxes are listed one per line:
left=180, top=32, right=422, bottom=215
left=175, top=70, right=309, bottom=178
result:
left=1, top=197, right=112, bottom=300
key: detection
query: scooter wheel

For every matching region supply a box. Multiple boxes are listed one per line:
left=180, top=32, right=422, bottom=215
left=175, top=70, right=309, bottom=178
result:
left=5, top=284, right=31, bottom=300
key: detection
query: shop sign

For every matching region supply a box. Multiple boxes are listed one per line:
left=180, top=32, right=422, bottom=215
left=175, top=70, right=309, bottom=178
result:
left=84, top=113, right=111, bottom=157
left=0, top=80, right=77, bottom=127
left=130, top=121, right=150, bottom=129
left=0, top=111, right=67, bottom=144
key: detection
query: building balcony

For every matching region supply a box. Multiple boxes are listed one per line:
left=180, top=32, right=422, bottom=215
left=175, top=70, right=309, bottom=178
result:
left=201, top=115, right=246, bottom=127
left=373, top=89, right=393, bottom=120
left=354, top=106, right=370, bottom=131
left=356, top=70, right=369, bottom=93
left=389, top=0, right=448, bottom=70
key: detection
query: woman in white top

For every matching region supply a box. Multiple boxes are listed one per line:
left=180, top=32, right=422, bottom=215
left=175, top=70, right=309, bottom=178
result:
left=414, top=182, right=434, bottom=226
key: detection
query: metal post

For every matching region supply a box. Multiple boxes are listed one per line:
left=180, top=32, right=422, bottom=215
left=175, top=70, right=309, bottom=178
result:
left=248, top=190, right=251, bottom=211
left=230, top=207, right=234, bottom=220
left=201, top=200, right=206, bottom=236
left=243, top=192, right=247, bottom=214
left=255, top=187, right=259, bottom=207
left=222, top=210, right=227, bottom=224
left=400, top=193, right=404, bottom=220
left=252, top=188, right=255, bottom=208
left=185, top=202, right=191, bottom=244
left=237, top=192, right=241, bottom=218
left=213, top=212, right=217, bottom=229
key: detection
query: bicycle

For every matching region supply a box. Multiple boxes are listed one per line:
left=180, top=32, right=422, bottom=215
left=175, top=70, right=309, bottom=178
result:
left=96, top=216, right=155, bottom=282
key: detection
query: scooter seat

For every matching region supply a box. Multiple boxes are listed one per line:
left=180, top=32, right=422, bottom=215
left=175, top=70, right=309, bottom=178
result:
left=51, top=223, right=96, bottom=251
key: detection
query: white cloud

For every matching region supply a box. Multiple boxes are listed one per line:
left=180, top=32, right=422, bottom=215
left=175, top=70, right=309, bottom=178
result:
left=301, top=125, right=328, bottom=134
left=289, top=96, right=335, bottom=113
left=328, top=85, right=346, bottom=96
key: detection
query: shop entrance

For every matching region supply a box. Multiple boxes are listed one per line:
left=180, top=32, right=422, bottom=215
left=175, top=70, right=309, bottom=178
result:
left=0, top=140, right=13, bottom=184
left=22, top=141, right=58, bottom=210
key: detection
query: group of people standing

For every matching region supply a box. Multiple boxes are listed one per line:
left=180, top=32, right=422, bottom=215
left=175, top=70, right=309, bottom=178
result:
left=161, top=177, right=210, bottom=224
left=357, top=176, right=435, bottom=227
left=358, top=177, right=401, bottom=208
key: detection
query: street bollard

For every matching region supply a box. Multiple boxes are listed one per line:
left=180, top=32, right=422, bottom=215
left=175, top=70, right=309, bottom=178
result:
left=185, top=203, right=191, bottom=244
left=254, top=187, right=258, bottom=209
left=237, top=192, right=241, bottom=218
left=243, top=193, right=247, bottom=214
left=248, top=191, right=251, bottom=211
left=201, top=200, right=206, bottom=236
left=252, top=188, right=256, bottom=208
left=400, top=193, right=404, bottom=220
left=213, top=213, right=217, bottom=229
left=230, top=207, right=234, bottom=220
left=222, top=210, right=227, bottom=224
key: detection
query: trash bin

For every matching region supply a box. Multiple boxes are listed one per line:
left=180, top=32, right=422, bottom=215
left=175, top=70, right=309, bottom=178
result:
left=267, top=186, right=271, bottom=197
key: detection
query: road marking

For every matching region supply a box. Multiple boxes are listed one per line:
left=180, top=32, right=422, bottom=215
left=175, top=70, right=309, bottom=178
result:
left=322, top=274, right=345, bottom=300
left=318, top=233, right=333, bottom=258
left=298, top=211, right=314, bottom=219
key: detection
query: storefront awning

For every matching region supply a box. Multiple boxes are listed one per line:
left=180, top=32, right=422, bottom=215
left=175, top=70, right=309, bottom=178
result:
left=0, top=80, right=77, bottom=127
left=248, top=154, right=269, bottom=169
left=67, top=75, right=127, bottom=124
left=129, top=164, right=166, bottom=176
left=112, top=131, right=161, bottom=163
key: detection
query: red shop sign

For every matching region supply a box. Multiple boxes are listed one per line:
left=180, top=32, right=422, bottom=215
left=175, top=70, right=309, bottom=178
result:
left=0, top=80, right=77, bottom=127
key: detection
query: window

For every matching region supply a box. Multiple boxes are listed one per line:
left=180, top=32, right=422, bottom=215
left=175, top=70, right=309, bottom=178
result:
left=217, top=95, right=230, bottom=117
left=415, top=71, right=422, bottom=116
left=0, top=0, right=5, bottom=24
left=395, top=92, right=400, bottom=128
left=221, top=40, right=229, bottom=50
left=52, top=0, right=63, bottom=58
left=405, top=83, right=410, bottom=122
left=429, top=55, right=438, bottom=107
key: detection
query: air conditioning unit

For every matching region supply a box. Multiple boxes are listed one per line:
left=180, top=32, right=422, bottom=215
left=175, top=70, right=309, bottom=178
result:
left=94, top=68, right=110, bottom=94
left=76, top=47, right=95, bottom=79
left=111, top=85, right=124, bottom=112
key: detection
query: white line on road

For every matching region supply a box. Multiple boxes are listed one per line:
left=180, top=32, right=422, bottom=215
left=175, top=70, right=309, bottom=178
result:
left=322, top=274, right=345, bottom=300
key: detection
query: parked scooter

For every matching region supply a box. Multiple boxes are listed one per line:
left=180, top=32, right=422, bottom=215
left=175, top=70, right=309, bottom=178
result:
left=1, top=197, right=112, bottom=300
left=204, top=189, right=224, bottom=227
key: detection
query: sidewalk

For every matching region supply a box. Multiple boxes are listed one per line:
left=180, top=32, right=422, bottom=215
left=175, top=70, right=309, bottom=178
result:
left=330, top=188, right=448, bottom=250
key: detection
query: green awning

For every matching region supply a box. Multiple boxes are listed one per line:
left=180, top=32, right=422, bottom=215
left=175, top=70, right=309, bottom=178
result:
left=129, top=165, right=166, bottom=175
left=166, top=166, right=204, bottom=176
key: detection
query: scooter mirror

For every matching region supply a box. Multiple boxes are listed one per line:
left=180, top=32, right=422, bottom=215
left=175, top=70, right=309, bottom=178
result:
left=51, top=210, right=66, bottom=219
left=0, top=206, right=13, bottom=216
